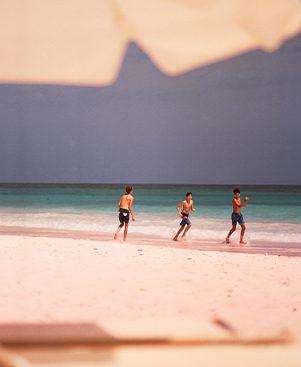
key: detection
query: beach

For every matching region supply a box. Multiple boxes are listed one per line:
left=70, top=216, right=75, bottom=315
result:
left=0, top=230, right=301, bottom=366
left=1, top=3, right=301, bottom=363
left=0, top=184, right=300, bottom=365
left=0, top=184, right=300, bottom=247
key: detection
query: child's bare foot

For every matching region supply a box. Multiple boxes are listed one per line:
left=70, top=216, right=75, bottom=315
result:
left=173, top=237, right=178, bottom=241
left=114, top=233, right=118, bottom=240
left=181, top=236, right=187, bottom=241
left=225, top=237, right=230, bottom=244
left=239, top=240, right=247, bottom=246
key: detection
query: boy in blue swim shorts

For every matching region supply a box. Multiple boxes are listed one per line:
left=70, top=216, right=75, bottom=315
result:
left=226, top=188, right=249, bottom=245
left=173, top=192, right=195, bottom=241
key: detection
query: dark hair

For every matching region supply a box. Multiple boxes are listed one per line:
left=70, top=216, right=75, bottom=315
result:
left=233, top=187, right=240, bottom=194
left=125, top=185, right=133, bottom=194
left=186, top=192, right=192, bottom=197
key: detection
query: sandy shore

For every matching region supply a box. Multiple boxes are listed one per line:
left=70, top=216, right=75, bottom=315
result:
left=1, top=225, right=301, bottom=257
left=0, top=231, right=300, bottom=366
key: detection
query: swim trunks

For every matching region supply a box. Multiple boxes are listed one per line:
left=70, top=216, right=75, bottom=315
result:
left=119, top=208, right=130, bottom=224
left=180, top=212, right=191, bottom=227
left=231, top=212, right=245, bottom=226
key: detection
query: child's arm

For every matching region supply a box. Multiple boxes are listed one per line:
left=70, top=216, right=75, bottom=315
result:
left=176, top=201, right=184, bottom=217
left=233, top=197, right=249, bottom=208
left=129, top=198, right=135, bottom=221
left=191, top=200, right=196, bottom=212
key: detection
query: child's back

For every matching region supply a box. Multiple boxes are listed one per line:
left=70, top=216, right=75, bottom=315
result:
left=114, top=186, right=135, bottom=241
left=119, top=193, right=133, bottom=210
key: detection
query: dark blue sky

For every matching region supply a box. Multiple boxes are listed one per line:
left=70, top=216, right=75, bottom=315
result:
left=0, top=34, right=301, bottom=184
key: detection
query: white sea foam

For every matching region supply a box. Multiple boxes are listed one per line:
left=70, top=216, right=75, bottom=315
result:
left=0, top=210, right=300, bottom=244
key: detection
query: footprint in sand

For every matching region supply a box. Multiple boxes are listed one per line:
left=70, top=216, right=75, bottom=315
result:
left=212, top=317, right=237, bottom=335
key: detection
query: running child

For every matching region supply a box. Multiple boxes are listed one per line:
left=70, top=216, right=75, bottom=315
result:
left=226, top=187, right=249, bottom=245
left=173, top=192, right=195, bottom=241
left=114, top=185, right=135, bottom=241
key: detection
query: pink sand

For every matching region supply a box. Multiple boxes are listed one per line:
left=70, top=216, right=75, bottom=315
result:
left=0, top=232, right=300, bottom=366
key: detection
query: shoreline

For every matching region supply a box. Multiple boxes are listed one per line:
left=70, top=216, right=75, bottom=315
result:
left=1, top=209, right=300, bottom=246
left=0, top=224, right=300, bottom=257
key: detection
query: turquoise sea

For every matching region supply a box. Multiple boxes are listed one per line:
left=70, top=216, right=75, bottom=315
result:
left=0, top=184, right=300, bottom=245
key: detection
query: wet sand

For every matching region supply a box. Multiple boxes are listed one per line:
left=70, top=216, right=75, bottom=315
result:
left=0, top=225, right=300, bottom=257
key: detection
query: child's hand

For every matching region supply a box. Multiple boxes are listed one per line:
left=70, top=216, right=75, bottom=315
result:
left=132, top=216, right=136, bottom=221
left=244, top=196, right=249, bottom=202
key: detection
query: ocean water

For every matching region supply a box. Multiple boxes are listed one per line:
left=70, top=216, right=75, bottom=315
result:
left=0, top=184, right=300, bottom=244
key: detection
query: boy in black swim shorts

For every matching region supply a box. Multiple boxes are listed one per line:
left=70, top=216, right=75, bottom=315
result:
left=114, top=186, right=135, bottom=241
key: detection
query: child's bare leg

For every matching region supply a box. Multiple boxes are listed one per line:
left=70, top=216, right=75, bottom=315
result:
left=240, top=224, right=246, bottom=244
left=123, top=223, right=129, bottom=241
left=182, top=224, right=192, bottom=238
left=173, top=226, right=185, bottom=241
left=114, top=223, right=124, bottom=240
left=226, top=225, right=236, bottom=243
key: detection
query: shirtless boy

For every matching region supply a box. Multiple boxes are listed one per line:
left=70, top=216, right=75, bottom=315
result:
left=114, top=185, right=135, bottom=241
left=173, top=192, right=195, bottom=241
left=226, top=187, right=249, bottom=245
